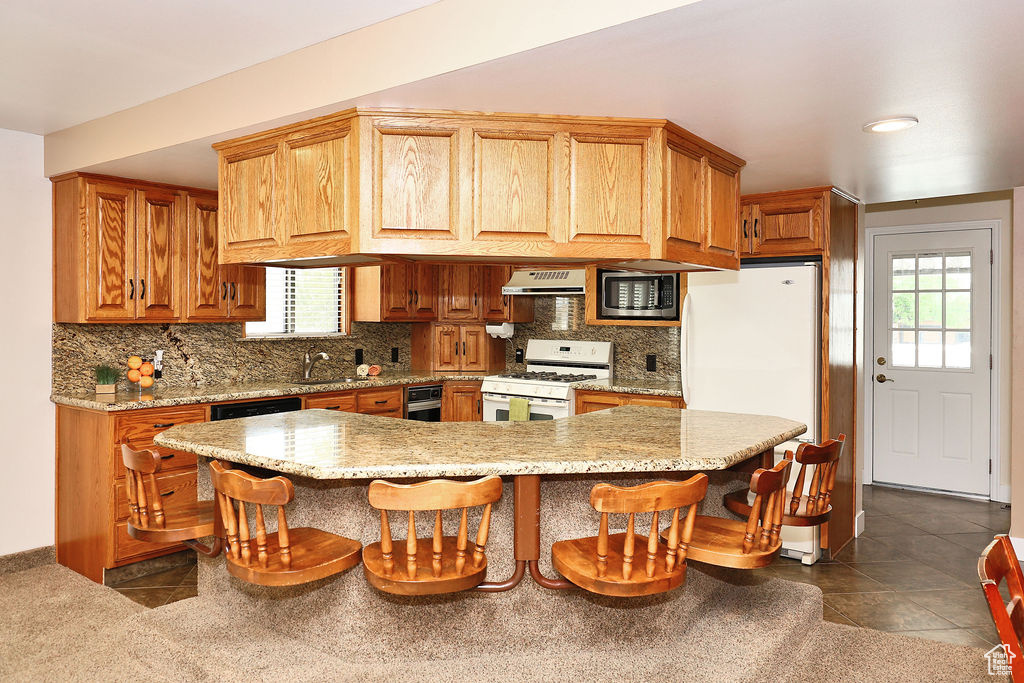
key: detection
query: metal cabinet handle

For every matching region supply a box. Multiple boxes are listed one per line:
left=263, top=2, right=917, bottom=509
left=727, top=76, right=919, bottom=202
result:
left=414, top=290, right=419, bottom=305
left=477, top=399, right=481, bottom=413
left=375, top=399, right=388, bottom=405
left=876, top=374, right=895, bottom=383
left=221, top=282, right=228, bottom=300
left=160, top=453, right=176, bottom=460
left=153, top=423, right=175, bottom=428
left=462, top=341, right=466, bottom=356
left=454, top=342, right=459, bottom=356
left=229, top=282, right=236, bottom=300
left=408, top=289, right=413, bottom=305
left=161, top=490, right=175, bottom=497
left=474, top=292, right=478, bottom=306
left=325, top=405, right=340, bottom=410
left=128, top=279, right=135, bottom=300
left=139, top=278, right=146, bottom=300
left=742, top=219, right=748, bottom=239
left=753, top=218, right=759, bottom=238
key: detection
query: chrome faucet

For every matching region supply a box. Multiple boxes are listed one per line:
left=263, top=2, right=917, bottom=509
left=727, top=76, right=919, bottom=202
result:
left=302, top=348, right=330, bottom=380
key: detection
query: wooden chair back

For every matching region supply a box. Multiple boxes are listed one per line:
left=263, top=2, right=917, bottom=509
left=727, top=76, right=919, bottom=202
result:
left=744, top=459, right=792, bottom=554
left=786, top=433, right=845, bottom=516
left=121, top=444, right=167, bottom=530
left=588, top=474, right=709, bottom=580
left=366, top=475, right=502, bottom=579
left=979, top=535, right=1024, bottom=679
left=209, top=461, right=296, bottom=570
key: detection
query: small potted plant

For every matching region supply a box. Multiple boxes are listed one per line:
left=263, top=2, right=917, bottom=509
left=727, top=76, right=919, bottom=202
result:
left=94, top=364, right=120, bottom=395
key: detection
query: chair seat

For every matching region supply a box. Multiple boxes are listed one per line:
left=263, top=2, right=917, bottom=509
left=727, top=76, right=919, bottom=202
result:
left=662, top=515, right=780, bottom=569
left=722, top=489, right=832, bottom=527
left=127, top=499, right=216, bottom=544
left=552, top=533, right=687, bottom=597
left=362, top=536, right=488, bottom=595
left=225, top=527, right=362, bottom=587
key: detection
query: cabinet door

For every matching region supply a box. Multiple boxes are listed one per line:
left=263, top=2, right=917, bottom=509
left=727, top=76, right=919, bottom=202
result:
left=135, top=188, right=183, bottom=321
left=751, top=192, right=824, bottom=256
left=185, top=194, right=229, bottom=320
left=482, top=266, right=511, bottom=322
left=433, top=325, right=461, bottom=372
left=459, top=325, right=489, bottom=372
left=374, top=126, right=459, bottom=239
left=224, top=266, right=266, bottom=321
left=568, top=135, right=647, bottom=245
left=442, top=382, right=483, bottom=422
left=575, top=392, right=623, bottom=414
left=705, top=162, right=741, bottom=260
left=381, top=264, right=413, bottom=321
left=439, top=265, right=481, bottom=321
left=739, top=203, right=754, bottom=255
left=219, top=145, right=280, bottom=260
left=410, top=263, right=437, bottom=319
left=473, top=131, right=558, bottom=241
left=84, top=180, right=136, bottom=320
left=282, top=126, right=352, bottom=248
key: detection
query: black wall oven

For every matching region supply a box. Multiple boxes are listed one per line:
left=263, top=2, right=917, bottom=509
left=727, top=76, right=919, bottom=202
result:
left=406, top=384, right=442, bottom=421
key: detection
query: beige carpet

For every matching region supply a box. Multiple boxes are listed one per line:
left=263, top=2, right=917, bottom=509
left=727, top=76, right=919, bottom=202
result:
left=0, top=563, right=993, bottom=682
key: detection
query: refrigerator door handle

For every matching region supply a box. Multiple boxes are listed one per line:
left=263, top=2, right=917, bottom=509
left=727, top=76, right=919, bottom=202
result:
left=681, top=292, right=691, bottom=406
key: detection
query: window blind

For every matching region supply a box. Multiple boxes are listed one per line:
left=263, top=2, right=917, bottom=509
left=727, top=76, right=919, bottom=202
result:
left=245, top=267, right=345, bottom=337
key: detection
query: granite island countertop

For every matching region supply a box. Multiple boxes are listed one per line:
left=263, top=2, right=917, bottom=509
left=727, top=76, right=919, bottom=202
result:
left=155, top=406, right=805, bottom=479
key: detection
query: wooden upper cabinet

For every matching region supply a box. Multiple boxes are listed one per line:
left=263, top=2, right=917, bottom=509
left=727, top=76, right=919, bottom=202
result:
left=410, top=263, right=437, bottom=319
left=373, top=124, right=459, bottom=239
left=439, top=265, right=481, bottom=321
left=185, top=193, right=228, bottom=320
left=569, top=135, right=646, bottom=246
left=84, top=181, right=136, bottom=321
left=742, top=188, right=826, bottom=257
left=706, top=161, right=741, bottom=259
left=482, top=266, right=533, bottom=323
left=223, top=265, right=266, bottom=321
left=135, top=188, right=183, bottom=321
left=282, top=126, right=352, bottom=248
left=219, top=145, right=279, bottom=261
left=473, top=131, right=557, bottom=241
left=380, top=263, right=413, bottom=321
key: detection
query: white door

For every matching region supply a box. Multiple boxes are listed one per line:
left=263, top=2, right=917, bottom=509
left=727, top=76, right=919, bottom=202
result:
left=871, top=229, right=992, bottom=495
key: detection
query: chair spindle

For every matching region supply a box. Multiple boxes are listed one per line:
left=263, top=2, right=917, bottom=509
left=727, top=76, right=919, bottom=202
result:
left=455, top=508, right=468, bottom=575
left=380, top=509, right=393, bottom=576
left=432, top=509, right=443, bottom=578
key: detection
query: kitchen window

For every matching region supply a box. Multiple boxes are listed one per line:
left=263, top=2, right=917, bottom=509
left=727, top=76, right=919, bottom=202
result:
left=245, top=267, right=346, bottom=338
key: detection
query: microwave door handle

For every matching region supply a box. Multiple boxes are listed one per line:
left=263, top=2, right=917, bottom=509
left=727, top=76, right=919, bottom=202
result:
left=681, top=292, right=691, bottom=406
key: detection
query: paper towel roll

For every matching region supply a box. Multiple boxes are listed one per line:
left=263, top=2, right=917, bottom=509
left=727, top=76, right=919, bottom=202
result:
left=485, top=323, right=515, bottom=339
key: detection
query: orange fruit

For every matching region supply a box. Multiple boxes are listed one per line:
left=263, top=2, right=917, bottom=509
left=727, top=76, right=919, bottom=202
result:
left=127, top=356, right=143, bottom=370
left=139, top=362, right=154, bottom=376
left=127, top=369, right=142, bottom=383
left=139, top=375, right=154, bottom=388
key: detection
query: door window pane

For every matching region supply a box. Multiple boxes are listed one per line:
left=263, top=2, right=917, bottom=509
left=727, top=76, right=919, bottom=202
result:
left=918, top=255, right=943, bottom=289
left=891, top=330, right=916, bottom=367
left=918, top=331, right=943, bottom=368
left=945, top=331, right=971, bottom=369
left=945, top=253, right=971, bottom=289
left=945, top=291, right=971, bottom=329
left=892, top=257, right=916, bottom=290
left=892, top=293, right=915, bottom=328
left=918, top=292, right=942, bottom=328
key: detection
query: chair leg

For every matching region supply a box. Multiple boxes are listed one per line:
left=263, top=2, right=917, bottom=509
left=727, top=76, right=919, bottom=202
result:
left=819, top=521, right=829, bottom=551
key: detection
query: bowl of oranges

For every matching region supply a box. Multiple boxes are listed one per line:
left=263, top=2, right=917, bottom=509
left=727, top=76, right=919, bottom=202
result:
left=126, top=355, right=156, bottom=392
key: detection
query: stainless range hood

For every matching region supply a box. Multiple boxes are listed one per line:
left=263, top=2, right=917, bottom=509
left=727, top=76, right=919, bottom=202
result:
left=502, top=269, right=585, bottom=296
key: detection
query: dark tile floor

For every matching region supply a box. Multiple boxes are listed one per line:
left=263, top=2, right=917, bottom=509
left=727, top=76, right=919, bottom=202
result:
left=108, top=484, right=1009, bottom=650
left=753, top=484, right=1011, bottom=648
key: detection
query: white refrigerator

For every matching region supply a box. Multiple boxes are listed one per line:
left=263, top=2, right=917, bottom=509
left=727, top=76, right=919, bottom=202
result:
left=682, top=263, right=822, bottom=564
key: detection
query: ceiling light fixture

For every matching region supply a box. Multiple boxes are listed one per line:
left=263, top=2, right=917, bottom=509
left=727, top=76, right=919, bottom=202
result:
left=863, top=116, right=919, bottom=133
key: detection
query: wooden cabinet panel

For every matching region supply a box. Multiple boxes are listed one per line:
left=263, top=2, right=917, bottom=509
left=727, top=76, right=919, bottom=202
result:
left=459, top=325, right=488, bottom=372
left=185, top=194, right=229, bottom=320
left=442, top=381, right=483, bottom=422
left=473, top=132, right=555, bottom=239
left=114, top=470, right=197, bottom=522
left=381, top=264, right=412, bottom=320
left=576, top=393, right=623, bottom=414
left=283, top=128, right=351, bottom=245
left=666, top=146, right=704, bottom=251
left=482, top=266, right=510, bottom=321
left=748, top=192, right=824, bottom=256
left=439, top=265, right=481, bottom=321
left=740, top=203, right=754, bottom=255
left=628, top=395, right=682, bottom=408
left=304, top=392, right=357, bottom=412
left=220, top=146, right=279, bottom=256
left=223, top=265, right=266, bottom=320
left=706, top=163, right=740, bottom=257
left=114, top=522, right=180, bottom=562
left=433, top=325, right=461, bottom=372
left=375, top=128, right=459, bottom=237
left=356, top=387, right=403, bottom=414
left=575, top=390, right=684, bottom=414
left=411, top=263, right=437, bottom=319
left=113, top=406, right=207, bottom=478
left=85, top=181, right=135, bottom=320
left=135, top=188, right=183, bottom=321
left=570, top=137, right=645, bottom=242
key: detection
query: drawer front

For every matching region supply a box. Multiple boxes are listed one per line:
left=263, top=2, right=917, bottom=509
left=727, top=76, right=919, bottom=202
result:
left=305, top=392, right=357, bottom=412
left=114, top=470, right=198, bottom=522
left=113, top=406, right=206, bottom=478
left=363, top=407, right=402, bottom=419
left=356, top=387, right=403, bottom=413
left=624, top=395, right=681, bottom=408
left=114, top=521, right=182, bottom=562
left=113, top=447, right=198, bottom=480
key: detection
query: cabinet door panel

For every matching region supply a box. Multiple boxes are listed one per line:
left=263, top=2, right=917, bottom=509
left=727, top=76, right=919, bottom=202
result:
left=752, top=193, right=824, bottom=256
left=284, top=129, right=351, bottom=245
left=221, top=146, right=279, bottom=254
left=482, top=266, right=511, bottom=321
left=739, top=203, right=754, bottom=255
left=706, top=163, right=740, bottom=257
left=185, top=194, right=228, bottom=320
left=375, top=128, right=458, bottom=237
left=442, top=382, right=483, bottom=422
left=433, top=325, right=461, bottom=372
left=666, top=146, right=704, bottom=250
left=305, top=392, right=357, bottom=412
left=85, top=181, right=136, bottom=320
left=575, top=393, right=623, bottom=414
left=381, top=264, right=413, bottom=321
left=411, top=263, right=437, bottom=319
left=570, top=137, right=645, bottom=242
left=440, top=265, right=481, bottom=321
left=135, top=188, right=182, bottom=320
left=459, top=326, right=488, bottom=372
left=225, top=266, right=266, bottom=321
left=474, top=133, right=555, bottom=239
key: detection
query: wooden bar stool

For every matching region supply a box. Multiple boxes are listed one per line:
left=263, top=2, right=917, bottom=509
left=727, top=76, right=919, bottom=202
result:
left=551, top=474, right=709, bottom=597
left=670, top=459, right=791, bottom=569
left=121, top=444, right=216, bottom=547
left=722, top=435, right=845, bottom=550
left=979, top=535, right=1024, bottom=680
left=209, top=461, right=362, bottom=586
left=362, top=475, right=502, bottom=595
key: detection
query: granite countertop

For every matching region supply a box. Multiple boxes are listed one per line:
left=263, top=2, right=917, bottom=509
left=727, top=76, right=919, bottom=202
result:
left=155, top=406, right=805, bottom=479
left=49, top=373, right=486, bottom=412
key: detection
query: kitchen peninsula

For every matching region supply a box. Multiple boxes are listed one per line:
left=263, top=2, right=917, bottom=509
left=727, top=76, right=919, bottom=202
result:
left=155, top=406, right=805, bottom=593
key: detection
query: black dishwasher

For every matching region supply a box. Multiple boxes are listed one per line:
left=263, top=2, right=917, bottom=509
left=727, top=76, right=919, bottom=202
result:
left=209, top=396, right=303, bottom=421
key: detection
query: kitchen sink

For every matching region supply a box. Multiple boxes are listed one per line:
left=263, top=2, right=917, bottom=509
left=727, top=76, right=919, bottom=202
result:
left=292, top=377, right=360, bottom=385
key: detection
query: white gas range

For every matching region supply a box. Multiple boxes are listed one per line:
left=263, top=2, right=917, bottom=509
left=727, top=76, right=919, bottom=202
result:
left=480, top=340, right=613, bottom=422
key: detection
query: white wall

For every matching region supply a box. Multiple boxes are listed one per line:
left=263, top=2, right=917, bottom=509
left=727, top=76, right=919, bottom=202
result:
left=0, top=129, right=53, bottom=554
left=863, top=191, right=1013, bottom=501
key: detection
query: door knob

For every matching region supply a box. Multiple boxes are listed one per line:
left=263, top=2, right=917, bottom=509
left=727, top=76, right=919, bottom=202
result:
left=876, top=374, right=894, bottom=383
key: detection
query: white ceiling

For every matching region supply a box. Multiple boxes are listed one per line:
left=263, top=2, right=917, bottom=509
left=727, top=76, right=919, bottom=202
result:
left=63, top=0, right=1024, bottom=203
left=0, top=0, right=435, bottom=134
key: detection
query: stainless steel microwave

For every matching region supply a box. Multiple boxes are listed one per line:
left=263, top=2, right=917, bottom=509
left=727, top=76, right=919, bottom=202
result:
left=598, top=270, right=679, bottom=320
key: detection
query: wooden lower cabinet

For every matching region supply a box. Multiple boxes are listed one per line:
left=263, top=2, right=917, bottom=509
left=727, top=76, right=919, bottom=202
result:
left=442, top=381, right=483, bottom=422
left=575, top=390, right=683, bottom=414
left=302, top=386, right=403, bottom=417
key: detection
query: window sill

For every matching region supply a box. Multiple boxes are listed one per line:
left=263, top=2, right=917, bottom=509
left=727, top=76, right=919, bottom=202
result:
left=238, top=333, right=350, bottom=342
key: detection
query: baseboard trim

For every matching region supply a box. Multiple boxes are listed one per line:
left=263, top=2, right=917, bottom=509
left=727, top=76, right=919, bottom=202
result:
left=855, top=510, right=866, bottom=537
